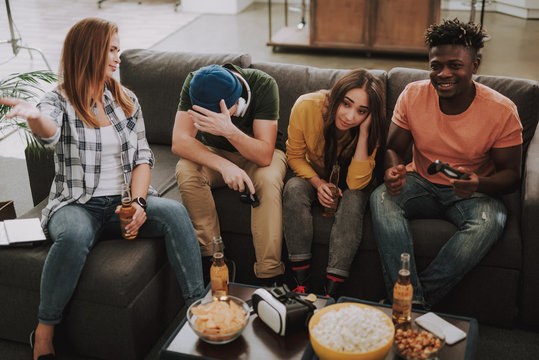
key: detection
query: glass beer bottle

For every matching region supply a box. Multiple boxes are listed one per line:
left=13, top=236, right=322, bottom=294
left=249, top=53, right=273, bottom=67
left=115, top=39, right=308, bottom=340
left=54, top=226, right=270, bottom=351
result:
left=210, top=236, right=229, bottom=299
left=392, top=253, right=413, bottom=326
left=119, top=184, right=138, bottom=240
left=322, top=164, right=340, bottom=218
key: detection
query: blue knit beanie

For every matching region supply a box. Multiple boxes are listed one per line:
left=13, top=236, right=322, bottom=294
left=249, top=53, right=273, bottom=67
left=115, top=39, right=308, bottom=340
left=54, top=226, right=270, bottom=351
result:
left=189, top=65, right=242, bottom=113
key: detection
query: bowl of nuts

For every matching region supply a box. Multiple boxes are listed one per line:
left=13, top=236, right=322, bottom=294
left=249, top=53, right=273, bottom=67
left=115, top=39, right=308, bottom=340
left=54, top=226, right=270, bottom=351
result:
left=393, top=327, right=445, bottom=360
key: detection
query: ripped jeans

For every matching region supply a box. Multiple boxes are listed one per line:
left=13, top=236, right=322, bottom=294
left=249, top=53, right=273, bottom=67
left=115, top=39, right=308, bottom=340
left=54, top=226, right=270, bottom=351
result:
left=369, top=173, right=506, bottom=308
left=283, top=177, right=373, bottom=278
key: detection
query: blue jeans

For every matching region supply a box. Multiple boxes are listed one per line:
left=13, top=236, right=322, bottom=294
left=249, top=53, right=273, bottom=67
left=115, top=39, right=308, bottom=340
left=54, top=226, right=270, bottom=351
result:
left=39, top=195, right=204, bottom=325
left=283, top=176, right=373, bottom=277
left=369, top=173, right=506, bottom=308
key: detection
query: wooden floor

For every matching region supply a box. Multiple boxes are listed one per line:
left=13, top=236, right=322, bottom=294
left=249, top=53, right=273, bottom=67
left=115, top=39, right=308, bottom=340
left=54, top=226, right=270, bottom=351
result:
left=155, top=3, right=539, bottom=81
left=0, top=0, right=201, bottom=78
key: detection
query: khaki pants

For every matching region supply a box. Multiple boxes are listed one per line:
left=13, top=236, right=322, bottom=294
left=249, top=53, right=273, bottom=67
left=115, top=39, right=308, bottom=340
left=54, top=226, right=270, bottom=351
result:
left=175, top=147, right=287, bottom=278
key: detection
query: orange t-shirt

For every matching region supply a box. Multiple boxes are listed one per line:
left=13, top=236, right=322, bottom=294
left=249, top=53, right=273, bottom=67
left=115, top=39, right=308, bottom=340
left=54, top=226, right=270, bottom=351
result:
left=392, top=80, right=522, bottom=186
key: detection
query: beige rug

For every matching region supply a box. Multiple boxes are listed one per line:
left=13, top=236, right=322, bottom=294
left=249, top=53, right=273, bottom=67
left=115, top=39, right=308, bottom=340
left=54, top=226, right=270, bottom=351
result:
left=0, top=0, right=201, bottom=77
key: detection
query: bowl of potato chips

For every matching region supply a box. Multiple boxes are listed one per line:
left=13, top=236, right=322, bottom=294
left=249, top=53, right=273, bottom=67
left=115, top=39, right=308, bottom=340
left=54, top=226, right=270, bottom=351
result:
left=187, top=296, right=250, bottom=344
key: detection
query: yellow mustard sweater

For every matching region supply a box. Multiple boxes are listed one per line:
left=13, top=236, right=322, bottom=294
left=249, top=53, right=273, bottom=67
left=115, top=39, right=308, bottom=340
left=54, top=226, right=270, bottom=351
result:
left=286, top=92, right=377, bottom=190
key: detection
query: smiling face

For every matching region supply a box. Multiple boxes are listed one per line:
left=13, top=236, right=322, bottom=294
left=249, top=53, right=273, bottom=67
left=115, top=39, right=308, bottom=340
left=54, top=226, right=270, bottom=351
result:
left=334, top=87, right=370, bottom=132
left=429, top=44, right=479, bottom=103
left=105, top=32, right=120, bottom=79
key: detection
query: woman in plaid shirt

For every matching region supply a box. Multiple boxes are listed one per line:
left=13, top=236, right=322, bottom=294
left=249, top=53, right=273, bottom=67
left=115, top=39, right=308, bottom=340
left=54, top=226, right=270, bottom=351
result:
left=1, top=18, right=204, bottom=360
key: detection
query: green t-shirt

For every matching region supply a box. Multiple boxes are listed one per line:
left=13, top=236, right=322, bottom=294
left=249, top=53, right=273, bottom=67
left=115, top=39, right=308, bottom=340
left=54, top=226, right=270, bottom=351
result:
left=178, top=64, right=285, bottom=152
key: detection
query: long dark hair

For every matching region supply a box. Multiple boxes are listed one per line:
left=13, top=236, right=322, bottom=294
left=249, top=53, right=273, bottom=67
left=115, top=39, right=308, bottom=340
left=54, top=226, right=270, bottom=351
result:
left=322, top=69, right=386, bottom=177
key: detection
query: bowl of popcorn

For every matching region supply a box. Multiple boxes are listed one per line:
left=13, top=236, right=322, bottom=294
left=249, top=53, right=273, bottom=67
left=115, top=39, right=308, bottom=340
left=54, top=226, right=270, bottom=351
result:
left=187, top=296, right=250, bottom=344
left=393, top=327, right=445, bottom=360
left=308, top=303, right=395, bottom=360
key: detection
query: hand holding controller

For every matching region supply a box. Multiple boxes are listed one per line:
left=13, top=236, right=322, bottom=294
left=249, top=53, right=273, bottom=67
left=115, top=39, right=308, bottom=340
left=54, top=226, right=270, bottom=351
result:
left=240, top=184, right=260, bottom=208
left=427, top=160, right=470, bottom=180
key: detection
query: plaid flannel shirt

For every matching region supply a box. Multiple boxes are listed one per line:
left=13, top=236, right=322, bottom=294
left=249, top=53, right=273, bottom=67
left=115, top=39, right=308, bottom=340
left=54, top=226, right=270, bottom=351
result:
left=36, top=85, right=155, bottom=231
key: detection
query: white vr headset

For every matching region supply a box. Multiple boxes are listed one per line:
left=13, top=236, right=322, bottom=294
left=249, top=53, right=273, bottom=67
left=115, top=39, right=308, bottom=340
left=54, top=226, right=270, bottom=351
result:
left=251, top=285, right=315, bottom=336
left=233, top=73, right=251, bottom=118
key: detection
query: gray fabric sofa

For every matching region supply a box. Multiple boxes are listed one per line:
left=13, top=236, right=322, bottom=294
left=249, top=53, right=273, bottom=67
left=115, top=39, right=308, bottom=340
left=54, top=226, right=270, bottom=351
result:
left=1, top=49, right=537, bottom=359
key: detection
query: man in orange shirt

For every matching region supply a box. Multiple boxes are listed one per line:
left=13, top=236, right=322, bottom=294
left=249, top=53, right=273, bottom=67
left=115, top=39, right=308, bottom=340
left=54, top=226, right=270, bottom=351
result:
left=370, top=19, right=522, bottom=309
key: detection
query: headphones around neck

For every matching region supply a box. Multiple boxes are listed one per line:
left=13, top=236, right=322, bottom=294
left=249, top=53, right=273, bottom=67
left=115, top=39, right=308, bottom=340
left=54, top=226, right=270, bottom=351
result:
left=233, top=73, right=251, bottom=117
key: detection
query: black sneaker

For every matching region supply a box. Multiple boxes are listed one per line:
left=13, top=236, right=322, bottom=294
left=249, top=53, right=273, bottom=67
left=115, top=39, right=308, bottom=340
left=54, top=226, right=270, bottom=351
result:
left=291, top=266, right=311, bottom=294
left=324, top=277, right=342, bottom=298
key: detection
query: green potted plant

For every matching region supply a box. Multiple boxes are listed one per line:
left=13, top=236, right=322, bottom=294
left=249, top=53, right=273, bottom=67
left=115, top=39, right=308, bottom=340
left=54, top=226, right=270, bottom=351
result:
left=1, top=70, right=57, bottom=205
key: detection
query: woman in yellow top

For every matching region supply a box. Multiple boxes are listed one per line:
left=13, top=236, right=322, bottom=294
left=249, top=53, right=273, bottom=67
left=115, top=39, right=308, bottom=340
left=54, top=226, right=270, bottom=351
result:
left=283, top=69, right=386, bottom=297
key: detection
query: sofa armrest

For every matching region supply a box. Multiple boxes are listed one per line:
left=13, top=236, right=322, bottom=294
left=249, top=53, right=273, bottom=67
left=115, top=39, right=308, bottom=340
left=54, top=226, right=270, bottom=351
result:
left=20, top=198, right=48, bottom=220
left=520, top=122, right=539, bottom=328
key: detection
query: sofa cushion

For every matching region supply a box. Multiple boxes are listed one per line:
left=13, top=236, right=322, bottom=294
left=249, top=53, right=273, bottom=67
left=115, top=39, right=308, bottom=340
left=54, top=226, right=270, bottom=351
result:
left=474, top=74, right=539, bottom=157
left=120, top=49, right=252, bottom=146
left=151, top=144, right=180, bottom=196
left=251, top=62, right=387, bottom=142
left=11, top=199, right=172, bottom=308
left=0, top=237, right=170, bottom=308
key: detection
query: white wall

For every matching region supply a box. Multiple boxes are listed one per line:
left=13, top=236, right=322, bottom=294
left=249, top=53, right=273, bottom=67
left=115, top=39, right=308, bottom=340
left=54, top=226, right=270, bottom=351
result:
left=442, top=0, right=538, bottom=18
left=181, top=0, right=253, bottom=14
left=496, top=0, right=539, bottom=18
left=255, top=0, right=308, bottom=3
left=256, top=0, right=538, bottom=19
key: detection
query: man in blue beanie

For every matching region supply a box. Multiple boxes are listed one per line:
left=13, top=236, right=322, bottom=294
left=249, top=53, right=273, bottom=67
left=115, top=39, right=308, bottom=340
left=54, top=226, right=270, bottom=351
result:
left=172, top=64, right=286, bottom=285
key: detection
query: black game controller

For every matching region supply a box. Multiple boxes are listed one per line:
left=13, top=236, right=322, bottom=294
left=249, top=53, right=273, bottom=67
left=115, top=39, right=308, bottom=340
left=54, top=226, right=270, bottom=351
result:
left=240, top=186, right=260, bottom=208
left=427, top=160, right=470, bottom=180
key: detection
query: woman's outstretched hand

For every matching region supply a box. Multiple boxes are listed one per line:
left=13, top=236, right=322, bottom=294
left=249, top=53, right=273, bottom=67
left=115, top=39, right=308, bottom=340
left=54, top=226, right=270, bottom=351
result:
left=0, top=97, right=41, bottom=121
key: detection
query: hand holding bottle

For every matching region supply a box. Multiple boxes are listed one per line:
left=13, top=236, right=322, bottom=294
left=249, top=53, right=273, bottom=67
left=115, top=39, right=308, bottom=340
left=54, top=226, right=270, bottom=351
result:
left=116, top=202, right=146, bottom=238
left=322, top=164, right=341, bottom=218
left=316, top=182, right=342, bottom=208
left=116, top=184, right=146, bottom=240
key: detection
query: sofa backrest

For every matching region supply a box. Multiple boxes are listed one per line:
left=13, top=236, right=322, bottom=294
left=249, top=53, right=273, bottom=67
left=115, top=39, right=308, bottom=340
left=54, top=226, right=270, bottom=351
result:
left=387, top=67, right=539, bottom=165
left=119, top=49, right=252, bottom=146
left=251, top=61, right=387, bottom=142
left=23, top=51, right=539, bottom=210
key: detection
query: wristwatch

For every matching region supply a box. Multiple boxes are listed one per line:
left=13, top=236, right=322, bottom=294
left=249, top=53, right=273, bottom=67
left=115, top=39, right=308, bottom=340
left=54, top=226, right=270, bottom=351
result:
left=132, top=197, right=147, bottom=210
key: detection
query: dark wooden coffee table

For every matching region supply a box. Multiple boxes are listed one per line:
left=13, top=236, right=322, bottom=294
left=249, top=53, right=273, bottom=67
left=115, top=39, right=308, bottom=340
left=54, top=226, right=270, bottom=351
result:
left=160, top=283, right=332, bottom=360
left=303, top=296, right=478, bottom=360
left=160, top=285, right=477, bottom=360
